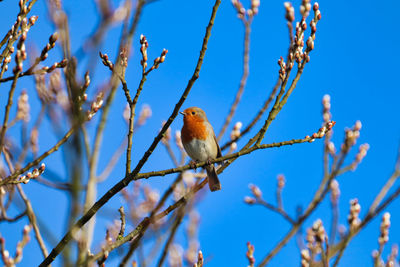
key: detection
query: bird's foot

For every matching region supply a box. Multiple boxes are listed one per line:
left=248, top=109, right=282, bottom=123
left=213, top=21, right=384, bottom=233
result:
left=189, top=160, right=198, bottom=171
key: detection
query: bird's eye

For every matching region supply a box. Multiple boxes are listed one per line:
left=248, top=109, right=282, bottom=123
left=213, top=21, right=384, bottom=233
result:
left=191, top=111, right=195, bottom=115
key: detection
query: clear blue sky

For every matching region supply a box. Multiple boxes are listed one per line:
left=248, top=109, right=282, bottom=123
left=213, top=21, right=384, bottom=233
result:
left=1, top=0, right=399, bottom=266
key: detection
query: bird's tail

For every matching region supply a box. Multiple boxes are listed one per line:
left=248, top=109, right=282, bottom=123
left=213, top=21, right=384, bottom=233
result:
left=205, top=165, right=221, bottom=192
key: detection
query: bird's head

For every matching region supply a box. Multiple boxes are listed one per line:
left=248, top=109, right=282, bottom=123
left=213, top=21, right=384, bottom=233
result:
left=180, top=107, right=207, bottom=123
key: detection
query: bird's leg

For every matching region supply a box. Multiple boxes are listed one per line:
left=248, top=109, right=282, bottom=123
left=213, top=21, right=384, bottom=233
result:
left=189, top=160, right=198, bottom=172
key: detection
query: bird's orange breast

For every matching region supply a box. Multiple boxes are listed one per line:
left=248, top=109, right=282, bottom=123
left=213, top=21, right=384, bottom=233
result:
left=181, top=116, right=208, bottom=143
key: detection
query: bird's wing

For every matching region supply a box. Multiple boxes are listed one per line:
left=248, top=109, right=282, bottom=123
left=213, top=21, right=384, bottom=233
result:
left=213, top=133, right=222, bottom=158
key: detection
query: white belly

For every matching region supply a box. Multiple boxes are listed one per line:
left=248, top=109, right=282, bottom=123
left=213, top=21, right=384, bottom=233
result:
left=183, top=137, right=217, bottom=162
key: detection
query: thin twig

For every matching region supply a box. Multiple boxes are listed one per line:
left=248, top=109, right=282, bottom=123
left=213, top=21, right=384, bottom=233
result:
left=124, top=72, right=148, bottom=176
left=256, top=199, right=295, bottom=224
left=117, top=206, right=126, bottom=240
left=16, top=184, right=49, bottom=259
left=163, top=142, right=179, bottom=167
left=0, top=71, right=21, bottom=158
left=368, top=150, right=400, bottom=214
left=97, top=138, right=127, bottom=182
left=329, top=201, right=339, bottom=245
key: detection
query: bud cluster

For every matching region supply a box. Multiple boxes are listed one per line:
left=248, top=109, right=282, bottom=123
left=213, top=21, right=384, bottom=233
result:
left=16, top=90, right=30, bottom=123
left=229, top=121, right=242, bottom=152
left=18, top=0, right=28, bottom=13
left=341, top=120, right=362, bottom=153
left=29, top=15, right=38, bottom=26
left=17, top=163, right=45, bottom=184
left=40, top=58, right=68, bottom=74
left=300, top=0, right=312, bottom=18
left=38, top=32, right=59, bottom=63
left=306, top=219, right=326, bottom=254
left=350, top=143, right=370, bottom=171
left=322, top=94, right=331, bottom=123
left=347, top=198, right=361, bottom=230
left=175, top=130, right=184, bottom=150
left=300, top=249, right=310, bottom=267
left=284, top=2, right=295, bottom=22
left=304, top=3, right=321, bottom=56
left=168, top=244, right=184, bottom=267
left=305, top=120, right=336, bottom=143
left=193, top=250, right=204, bottom=267
left=30, top=127, right=39, bottom=155
left=140, top=34, right=149, bottom=70
left=97, top=230, right=113, bottom=266
left=244, top=183, right=263, bottom=204
left=139, top=35, right=168, bottom=73
left=161, top=121, right=172, bottom=145
left=283, top=1, right=321, bottom=73
left=149, top=48, right=168, bottom=72
left=78, top=71, right=90, bottom=104
left=119, top=48, right=128, bottom=69
left=87, top=92, right=104, bottom=120
left=246, top=242, right=255, bottom=267
left=278, top=56, right=287, bottom=80
left=231, top=0, right=260, bottom=19
left=386, top=244, right=398, bottom=266
left=13, top=18, right=29, bottom=74
left=99, top=52, right=114, bottom=71
left=277, top=174, right=286, bottom=190
left=330, top=179, right=340, bottom=205
left=137, top=186, right=160, bottom=218
left=0, top=224, right=31, bottom=266
left=137, top=104, right=152, bottom=126
left=378, top=212, right=390, bottom=246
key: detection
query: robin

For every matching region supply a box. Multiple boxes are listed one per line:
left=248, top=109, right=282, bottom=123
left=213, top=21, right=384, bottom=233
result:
left=180, top=107, right=222, bottom=192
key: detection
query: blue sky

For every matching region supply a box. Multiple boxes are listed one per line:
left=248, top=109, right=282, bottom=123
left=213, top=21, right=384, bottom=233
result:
left=1, top=0, right=399, bottom=266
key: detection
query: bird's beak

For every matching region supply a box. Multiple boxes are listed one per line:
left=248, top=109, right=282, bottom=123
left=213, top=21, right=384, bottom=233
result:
left=179, top=111, right=185, bottom=116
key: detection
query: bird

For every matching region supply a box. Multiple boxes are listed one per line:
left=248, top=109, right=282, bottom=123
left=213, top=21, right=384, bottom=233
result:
left=180, top=107, right=222, bottom=192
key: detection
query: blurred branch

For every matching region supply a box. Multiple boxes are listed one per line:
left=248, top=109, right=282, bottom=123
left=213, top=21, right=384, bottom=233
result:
left=253, top=198, right=295, bottom=225
left=217, top=17, right=252, bottom=141
left=3, top=148, right=48, bottom=259
left=0, top=126, right=76, bottom=186
left=368, top=148, right=400, bottom=214
left=89, top=173, right=184, bottom=263
left=221, top=79, right=280, bottom=151
left=156, top=208, right=185, bottom=267
left=0, top=66, right=23, bottom=158
left=16, top=184, right=49, bottom=259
